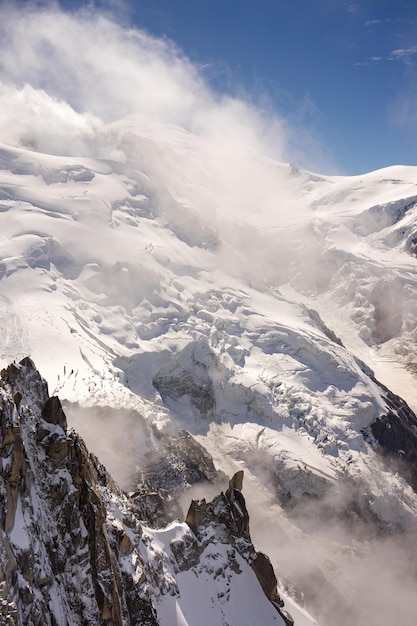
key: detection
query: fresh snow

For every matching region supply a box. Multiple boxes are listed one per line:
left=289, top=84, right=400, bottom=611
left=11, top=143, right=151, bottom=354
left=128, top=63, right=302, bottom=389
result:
left=141, top=522, right=287, bottom=626
left=1, top=115, right=417, bottom=625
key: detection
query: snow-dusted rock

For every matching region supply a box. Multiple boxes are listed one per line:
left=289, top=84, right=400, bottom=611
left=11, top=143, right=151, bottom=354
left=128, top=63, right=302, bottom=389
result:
left=0, top=359, right=292, bottom=626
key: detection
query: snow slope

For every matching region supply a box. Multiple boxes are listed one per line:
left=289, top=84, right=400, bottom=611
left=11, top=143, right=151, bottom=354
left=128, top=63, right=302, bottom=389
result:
left=1, top=117, right=417, bottom=625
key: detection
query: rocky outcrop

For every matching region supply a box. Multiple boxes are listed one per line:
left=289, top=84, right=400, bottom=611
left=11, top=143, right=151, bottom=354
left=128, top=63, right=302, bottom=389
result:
left=185, top=470, right=250, bottom=540
left=153, top=366, right=216, bottom=418
left=185, top=470, right=292, bottom=625
left=0, top=358, right=157, bottom=625
left=135, top=428, right=224, bottom=499
left=151, top=339, right=218, bottom=419
left=366, top=378, right=417, bottom=493
left=130, top=489, right=183, bottom=528
left=0, top=359, right=290, bottom=626
left=307, top=308, right=343, bottom=346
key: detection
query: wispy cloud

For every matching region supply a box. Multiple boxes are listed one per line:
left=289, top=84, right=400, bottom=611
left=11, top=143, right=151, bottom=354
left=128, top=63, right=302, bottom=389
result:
left=355, top=45, right=417, bottom=67
left=388, top=85, right=417, bottom=144
left=342, top=2, right=359, bottom=13
left=354, top=56, right=383, bottom=66
left=0, top=1, right=333, bottom=173
left=365, top=19, right=383, bottom=26
left=365, top=17, right=416, bottom=27
left=389, top=44, right=417, bottom=64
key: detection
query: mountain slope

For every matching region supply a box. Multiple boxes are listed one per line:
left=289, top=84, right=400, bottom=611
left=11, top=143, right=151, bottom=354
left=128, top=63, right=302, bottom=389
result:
left=1, top=132, right=417, bottom=517
left=0, top=358, right=296, bottom=626
left=1, top=119, right=417, bottom=624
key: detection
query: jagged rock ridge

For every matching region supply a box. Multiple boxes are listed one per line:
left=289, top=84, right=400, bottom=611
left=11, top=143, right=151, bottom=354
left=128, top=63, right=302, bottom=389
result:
left=0, top=358, right=289, bottom=626
left=185, top=470, right=294, bottom=625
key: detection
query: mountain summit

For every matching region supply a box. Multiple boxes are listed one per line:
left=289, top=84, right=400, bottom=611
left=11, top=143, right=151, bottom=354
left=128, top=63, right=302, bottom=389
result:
left=1, top=116, right=417, bottom=624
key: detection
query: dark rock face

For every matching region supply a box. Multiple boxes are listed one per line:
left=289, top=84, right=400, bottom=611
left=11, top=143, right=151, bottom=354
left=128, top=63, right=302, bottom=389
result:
left=307, top=308, right=343, bottom=346
left=366, top=379, right=417, bottom=493
left=252, top=552, right=278, bottom=601
left=131, top=490, right=183, bottom=529
left=136, top=428, right=223, bottom=499
left=150, top=338, right=219, bottom=419
left=153, top=365, right=216, bottom=418
left=41, top=396, right=67, bottom=429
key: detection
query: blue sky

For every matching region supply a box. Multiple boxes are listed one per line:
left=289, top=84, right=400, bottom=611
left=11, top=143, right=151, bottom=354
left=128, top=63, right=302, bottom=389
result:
left=27, top=0, right=417, bottom=174
left=124, top=0, right=417, bottom=175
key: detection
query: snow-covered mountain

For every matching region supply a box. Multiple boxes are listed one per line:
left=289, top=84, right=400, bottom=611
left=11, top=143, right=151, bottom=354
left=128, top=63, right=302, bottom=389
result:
left=1, top=115, right=417, bottom=625
left=0, top=6, right=417, bottom=624
left=1, top=357, right=301, bottom=626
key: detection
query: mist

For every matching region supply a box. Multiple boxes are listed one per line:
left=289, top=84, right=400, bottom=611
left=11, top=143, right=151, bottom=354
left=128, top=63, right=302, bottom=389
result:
left=0, top=1, right=329, bottom=186
left=1, top=4, right=417, bottom=626
left=63, top=402, right=152, bottom=491
left=245, top=475, right=417, bottom=626
left=0, top=0, right=318, bottom=292
left=63, top=397, right=417, bottom=626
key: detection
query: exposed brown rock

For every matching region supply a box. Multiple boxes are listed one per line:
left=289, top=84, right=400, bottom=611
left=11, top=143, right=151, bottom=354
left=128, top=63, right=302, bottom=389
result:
left=41, top=396, right=67, bottom=430
left=252, top=552, right=278, bottom=600
left=12, top=393, right=22, bottom=408
left=185, top=498, right=207, bottom=536
left=119, top=531, right=133, bottom=556
left=0, top=358, right=158, bottom=626
left=226, top=469, right=244, bottom=501
left=4, top=427, right=27, bottom=533
left=185, top=470, right=288, bottom=620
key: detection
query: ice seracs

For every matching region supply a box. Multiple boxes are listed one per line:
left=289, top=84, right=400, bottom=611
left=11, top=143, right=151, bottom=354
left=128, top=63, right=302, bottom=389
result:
left=1, top=117, right=417, bottom=624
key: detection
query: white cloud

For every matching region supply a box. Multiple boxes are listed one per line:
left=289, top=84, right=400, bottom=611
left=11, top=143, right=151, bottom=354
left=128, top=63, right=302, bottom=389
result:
left=365, top=19, right=383, bottom=26
left=355, top=45, right=417, bottom=68
left=389, top=45, right=417, bottom=64
left=0, top=2, right=205, bottom=126
left=0, top=81, right=108, bottom=155
left=0, top=0, right=333, bottom=173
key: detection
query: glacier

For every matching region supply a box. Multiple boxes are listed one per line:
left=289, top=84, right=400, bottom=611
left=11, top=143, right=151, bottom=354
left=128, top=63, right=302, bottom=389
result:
left=0, top=5, right=417, bottom=624
left=0, top=119, right=417, bottom=624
